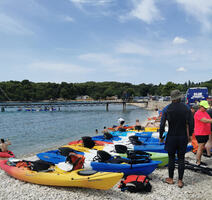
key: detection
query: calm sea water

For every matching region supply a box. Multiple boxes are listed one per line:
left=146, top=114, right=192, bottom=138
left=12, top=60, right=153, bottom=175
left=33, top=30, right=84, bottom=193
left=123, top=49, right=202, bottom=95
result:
left=0, top=104, right=154, bottom=157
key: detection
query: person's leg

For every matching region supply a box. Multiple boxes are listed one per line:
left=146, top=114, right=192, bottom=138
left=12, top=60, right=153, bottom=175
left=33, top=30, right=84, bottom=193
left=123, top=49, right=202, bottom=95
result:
left=205, top=134, right=212, bottom=157
left=166, top=152, right=175, bottom=184
left=196, top=143, right=206, bottom=165
left=177, top=152, right=185, bottom=188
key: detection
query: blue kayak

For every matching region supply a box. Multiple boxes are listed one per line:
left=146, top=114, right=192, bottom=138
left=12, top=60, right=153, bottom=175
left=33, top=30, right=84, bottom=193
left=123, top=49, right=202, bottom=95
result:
left=133, top=144, right=193, bottom=153
left=37, top=149, right=161, bottom=175
left=89, top=160, right=161, bottom=176
left=37, top=149, right=84, bottom=164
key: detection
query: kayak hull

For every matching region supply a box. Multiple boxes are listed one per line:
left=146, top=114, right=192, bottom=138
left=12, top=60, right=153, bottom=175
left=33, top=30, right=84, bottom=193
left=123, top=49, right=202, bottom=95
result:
left=0, top=160, right=123, bottom=190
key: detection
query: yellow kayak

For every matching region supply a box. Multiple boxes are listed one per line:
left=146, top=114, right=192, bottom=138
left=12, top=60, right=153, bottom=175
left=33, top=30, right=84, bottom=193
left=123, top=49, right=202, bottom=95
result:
left=0, top=160, right=123, bottom=190
left=62, top=144, right=104, bottom=153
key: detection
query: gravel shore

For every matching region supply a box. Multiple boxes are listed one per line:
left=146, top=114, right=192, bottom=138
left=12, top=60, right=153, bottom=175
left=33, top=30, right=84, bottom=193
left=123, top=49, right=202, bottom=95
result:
left=1, top=151, right=212, bottom=200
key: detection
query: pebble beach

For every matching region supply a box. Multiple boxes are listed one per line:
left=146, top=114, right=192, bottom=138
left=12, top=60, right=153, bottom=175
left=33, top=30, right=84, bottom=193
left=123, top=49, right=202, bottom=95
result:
left=1, top=107, right=212, bottom=200
left=0, top=151, right=212, bottom=200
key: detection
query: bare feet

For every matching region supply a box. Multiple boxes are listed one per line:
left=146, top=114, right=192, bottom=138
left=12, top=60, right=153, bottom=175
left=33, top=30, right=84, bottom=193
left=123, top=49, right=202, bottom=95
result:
left=164, top=177, right=174, bottom=184
left=178, top=180, right=184, bottom=188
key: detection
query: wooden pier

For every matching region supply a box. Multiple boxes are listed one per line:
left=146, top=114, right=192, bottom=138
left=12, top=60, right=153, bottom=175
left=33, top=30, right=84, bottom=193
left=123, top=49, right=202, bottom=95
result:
left=0, top=100, right=148, bottom=111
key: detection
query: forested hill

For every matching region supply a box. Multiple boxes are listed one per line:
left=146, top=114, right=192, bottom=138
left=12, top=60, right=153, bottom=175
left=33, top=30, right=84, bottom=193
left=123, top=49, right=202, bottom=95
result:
left=0, top=79, right=211, bottom=101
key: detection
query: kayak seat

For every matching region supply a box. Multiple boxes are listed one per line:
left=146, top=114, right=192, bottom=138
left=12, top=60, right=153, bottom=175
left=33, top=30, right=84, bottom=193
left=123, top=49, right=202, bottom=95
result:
left=78, top=170, right=97, bottom=176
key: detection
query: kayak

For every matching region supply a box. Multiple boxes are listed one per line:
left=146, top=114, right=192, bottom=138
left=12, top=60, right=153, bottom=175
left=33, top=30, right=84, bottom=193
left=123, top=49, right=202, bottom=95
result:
left=0, top=159, right=123, bottom=190
left=86, top=159, right=161, bottom=176
left=133, top=144, right=193, bottom=153
left=62, top=144, right=104, bottom=153
left=37, top=148, right=168, bottom=167
left=68, top=140, right=113, bottom=146
left=0, top=151, right=15, bottom=158
left=37, top=149, right=161, bottom=175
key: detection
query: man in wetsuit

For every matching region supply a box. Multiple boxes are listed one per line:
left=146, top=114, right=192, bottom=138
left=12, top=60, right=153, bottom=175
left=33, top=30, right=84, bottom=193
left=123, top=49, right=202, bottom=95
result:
left=159, top=90, right=194, bottom=188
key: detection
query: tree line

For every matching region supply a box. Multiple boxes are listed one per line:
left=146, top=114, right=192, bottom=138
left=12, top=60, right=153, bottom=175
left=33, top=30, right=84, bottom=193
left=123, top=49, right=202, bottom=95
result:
left=0, top=79, right=211, bottom=101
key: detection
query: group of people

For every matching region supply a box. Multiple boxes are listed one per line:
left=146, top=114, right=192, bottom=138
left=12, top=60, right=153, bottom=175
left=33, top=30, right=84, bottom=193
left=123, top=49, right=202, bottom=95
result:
left=100, top=118, right=145, bottom=135
left=159, top=89, right=212, bottom=188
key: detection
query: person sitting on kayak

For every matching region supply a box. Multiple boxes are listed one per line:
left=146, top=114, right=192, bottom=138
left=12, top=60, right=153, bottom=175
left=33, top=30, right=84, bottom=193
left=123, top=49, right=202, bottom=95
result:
left=0, top=139, right=11, bottom=152
left=134, top=119, right=144, bottom=131
left=115, top=118, right=126, bottom=132
left=102, top=126, right=109, bottom=134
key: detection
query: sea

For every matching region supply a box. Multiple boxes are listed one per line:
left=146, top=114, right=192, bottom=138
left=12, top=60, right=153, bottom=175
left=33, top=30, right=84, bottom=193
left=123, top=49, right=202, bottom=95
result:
left=0, top=104, right=154, bottom=157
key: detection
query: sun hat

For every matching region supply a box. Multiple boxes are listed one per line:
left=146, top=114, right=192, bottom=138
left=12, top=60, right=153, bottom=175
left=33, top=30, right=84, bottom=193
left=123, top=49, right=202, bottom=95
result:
left=170, top=89, right=183, bottom=101
left=199, top=100, right=209, bottom=109
left=118, top=118, right=125, bottom=123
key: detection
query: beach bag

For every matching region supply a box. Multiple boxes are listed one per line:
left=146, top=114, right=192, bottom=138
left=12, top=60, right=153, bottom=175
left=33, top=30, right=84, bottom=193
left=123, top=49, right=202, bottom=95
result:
left=66, top=152, right=85, bottom=170
left=118, top=175, right=152, bottom=193
left=82, top=136, right=95, bottom=149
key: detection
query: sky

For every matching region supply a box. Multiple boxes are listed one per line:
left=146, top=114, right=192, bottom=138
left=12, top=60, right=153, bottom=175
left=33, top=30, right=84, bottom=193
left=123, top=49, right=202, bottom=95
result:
left=0, top=0, right=212, bottom=85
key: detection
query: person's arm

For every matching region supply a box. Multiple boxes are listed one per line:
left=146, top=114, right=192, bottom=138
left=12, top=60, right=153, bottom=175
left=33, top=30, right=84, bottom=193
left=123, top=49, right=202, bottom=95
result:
left=6, top=139, right=11, bottom=145
left=159, top=110, right=167, bottom=142
left=200, top=118, right=212, bottom=123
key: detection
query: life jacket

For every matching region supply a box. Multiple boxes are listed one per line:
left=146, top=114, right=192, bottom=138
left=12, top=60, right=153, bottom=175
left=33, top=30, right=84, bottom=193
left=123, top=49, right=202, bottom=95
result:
left=118, top=175, right=152, bottom=193
left=67, top=152, right=85, bottom=170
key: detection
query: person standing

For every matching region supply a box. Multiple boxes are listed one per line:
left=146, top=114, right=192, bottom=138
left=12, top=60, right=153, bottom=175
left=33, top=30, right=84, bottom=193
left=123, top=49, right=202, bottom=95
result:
left=194, top=101, right=212, bottom=163
left=159, top=90, right=194, bottom=188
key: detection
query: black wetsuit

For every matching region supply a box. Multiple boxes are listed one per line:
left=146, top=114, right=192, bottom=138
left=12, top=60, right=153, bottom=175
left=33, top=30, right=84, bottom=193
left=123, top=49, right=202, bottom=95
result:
left=160, top=102, right=194, bottom=180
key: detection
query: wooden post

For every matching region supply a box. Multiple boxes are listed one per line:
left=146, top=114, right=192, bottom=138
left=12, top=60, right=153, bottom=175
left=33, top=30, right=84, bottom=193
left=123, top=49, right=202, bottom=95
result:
left=123, top=102, right=126, bottom=111
left=106, top=103, right=109, bottom=111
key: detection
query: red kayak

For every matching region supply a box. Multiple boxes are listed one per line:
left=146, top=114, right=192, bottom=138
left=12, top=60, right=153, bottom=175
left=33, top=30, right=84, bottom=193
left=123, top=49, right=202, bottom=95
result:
left=0, top=151, right=15, bottom=158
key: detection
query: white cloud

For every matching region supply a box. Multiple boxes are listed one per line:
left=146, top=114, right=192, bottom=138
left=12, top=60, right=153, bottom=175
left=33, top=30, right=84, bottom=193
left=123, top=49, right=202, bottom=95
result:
left=79, top=53, right=120, bottom=66
left=176, top=67, right=187, bottom=72
left=173, top=37, right=187, bottom=44
left=29, top=61, right=93, bottom=74
left=116, top=42, right=150, bottom=56
left=121, top=0, right=162, bottom=24
left=176, top=0, right=212, bottom=32
left=63, top=16, right=75, bottom=22
left=0, top=13, right=34, bottom=35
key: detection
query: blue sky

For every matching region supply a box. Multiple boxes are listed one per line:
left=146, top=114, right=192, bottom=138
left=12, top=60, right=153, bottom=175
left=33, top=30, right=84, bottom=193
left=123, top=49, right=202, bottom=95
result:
left=0, top=0, right=212, bottom=85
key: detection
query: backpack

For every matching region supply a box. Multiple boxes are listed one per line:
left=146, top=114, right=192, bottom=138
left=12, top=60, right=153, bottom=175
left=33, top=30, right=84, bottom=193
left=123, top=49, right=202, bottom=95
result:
left=82, top=136, right=95, bottom=149
left=118, top=175, right=152, bottom=193
left=66, top=152, right=85, bottom=170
